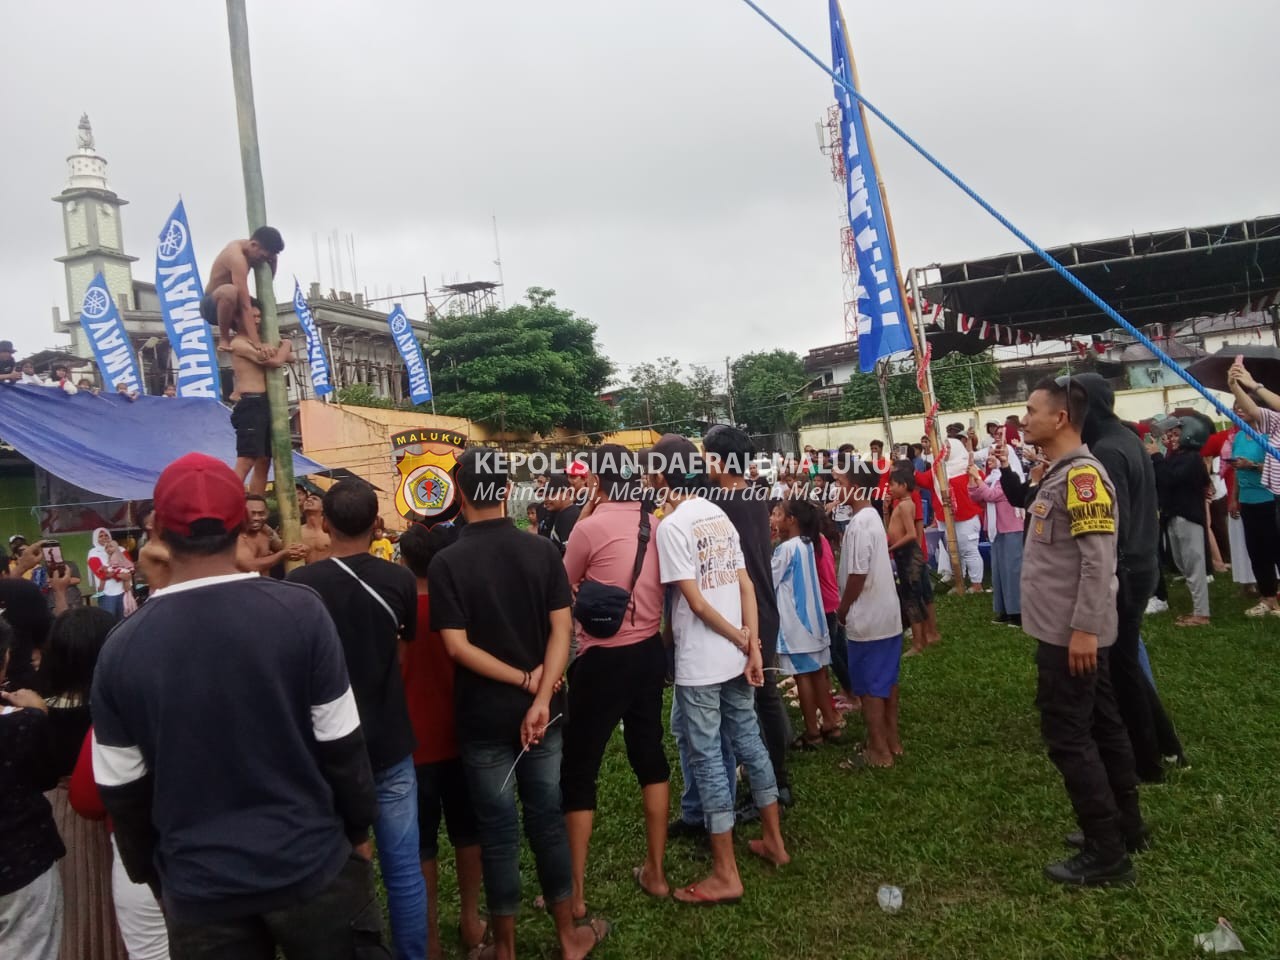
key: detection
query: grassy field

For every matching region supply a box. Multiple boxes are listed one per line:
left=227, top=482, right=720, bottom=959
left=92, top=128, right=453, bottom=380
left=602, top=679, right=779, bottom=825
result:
left=425, top=574, right=1280, bottom=960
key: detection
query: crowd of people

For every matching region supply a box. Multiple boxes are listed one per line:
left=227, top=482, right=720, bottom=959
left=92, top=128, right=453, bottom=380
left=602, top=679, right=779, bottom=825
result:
left=6, top=357, right=1280, bottom=959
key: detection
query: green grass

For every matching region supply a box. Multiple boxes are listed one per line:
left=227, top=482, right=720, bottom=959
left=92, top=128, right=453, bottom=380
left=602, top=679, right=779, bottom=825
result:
left=425, top=575, right=1280, bottom=959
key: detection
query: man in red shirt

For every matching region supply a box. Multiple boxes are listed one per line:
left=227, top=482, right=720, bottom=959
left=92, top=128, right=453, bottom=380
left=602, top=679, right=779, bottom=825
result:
left=398, top=524, right=485, bottom=959
left=915, top=464, right=985, bottom=595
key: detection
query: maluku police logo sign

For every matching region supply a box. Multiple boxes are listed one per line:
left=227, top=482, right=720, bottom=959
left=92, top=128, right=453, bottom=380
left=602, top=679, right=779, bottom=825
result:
left=392, top=429, right=467, bottom=525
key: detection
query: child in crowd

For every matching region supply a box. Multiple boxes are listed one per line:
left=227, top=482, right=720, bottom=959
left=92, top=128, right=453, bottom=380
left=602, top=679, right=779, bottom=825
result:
left=835, top=461, right=904, bottom=769
left=887, top=467, right=940, bottom=656
left=770, top=498, right=841, bottom=748
left=398, top=523, right=486, bottom=959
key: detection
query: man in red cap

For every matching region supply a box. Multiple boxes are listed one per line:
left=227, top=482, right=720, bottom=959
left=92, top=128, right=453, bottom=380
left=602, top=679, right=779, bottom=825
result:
left=91, top=452, right=384, bottom=957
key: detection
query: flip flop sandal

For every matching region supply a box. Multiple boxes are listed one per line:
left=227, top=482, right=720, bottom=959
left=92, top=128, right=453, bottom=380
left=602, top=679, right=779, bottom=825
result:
left=790, top=733, right=822, bottom=751
left=633, top=866, right=668, bottom=900
left=572, top=916, right=611, bottom=956
left=674, top=883, right=742, bottom=907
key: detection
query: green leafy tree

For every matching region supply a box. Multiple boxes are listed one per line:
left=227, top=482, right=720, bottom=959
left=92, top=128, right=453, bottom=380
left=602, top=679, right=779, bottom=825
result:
left=837, top=350, right=1000, bottom=421
left=427, top=287, right=615, bottom=436
left=932, top=350, right=1000, bottom=410
left=615, top=358, right=721, bottom=435
left=335, top=383, right=397, bottom=409
left=730, top=350, right=815, bottom=436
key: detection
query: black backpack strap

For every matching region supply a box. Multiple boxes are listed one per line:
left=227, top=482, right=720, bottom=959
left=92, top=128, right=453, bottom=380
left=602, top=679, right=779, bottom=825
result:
left=626, top=505, right=652, bottom=625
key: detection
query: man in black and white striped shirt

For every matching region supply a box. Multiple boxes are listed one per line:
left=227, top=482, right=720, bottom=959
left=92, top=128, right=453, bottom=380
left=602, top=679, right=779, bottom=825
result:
left=91, top=453, right=383, bottom=958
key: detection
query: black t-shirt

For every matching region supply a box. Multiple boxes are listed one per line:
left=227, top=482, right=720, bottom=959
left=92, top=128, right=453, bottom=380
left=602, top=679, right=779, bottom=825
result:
left=548, top=505, right=581, bottom=555
left=288, top=554, right=417, bottom=771
left=428, top=518, right=571, bottom=743
left=1154, top=451, right=1210, bottom=527
left=716, top=487, right=780, bottom=646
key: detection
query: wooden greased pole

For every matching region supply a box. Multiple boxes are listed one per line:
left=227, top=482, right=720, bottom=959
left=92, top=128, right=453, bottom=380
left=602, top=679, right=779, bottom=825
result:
left=837, top=2, right=963, bottom=582
left=226, top=0, right=301, bottom=564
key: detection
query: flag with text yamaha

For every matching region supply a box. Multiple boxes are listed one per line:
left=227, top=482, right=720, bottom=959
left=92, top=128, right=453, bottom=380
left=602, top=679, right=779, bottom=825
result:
left=155, top=200, right=219, bottom=398
left=293, top=279, right=333, bottom=396
left=387, top=305, right=432, bottom=404
left=79, top=273, right=143, bottom=393
left=829, top=0, right=913, bottom=372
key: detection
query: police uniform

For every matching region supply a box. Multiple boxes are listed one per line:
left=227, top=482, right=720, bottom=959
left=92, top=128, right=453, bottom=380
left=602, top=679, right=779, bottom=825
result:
left=1021, top=445, right=1145, bottom=882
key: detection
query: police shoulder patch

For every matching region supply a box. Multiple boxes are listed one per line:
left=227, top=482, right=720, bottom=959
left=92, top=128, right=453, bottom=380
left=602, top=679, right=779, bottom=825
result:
left=1066, top=463, right=1115, bottom=536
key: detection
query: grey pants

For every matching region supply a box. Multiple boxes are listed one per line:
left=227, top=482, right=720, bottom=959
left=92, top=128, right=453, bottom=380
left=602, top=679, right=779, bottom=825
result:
left=0, top=863, right=63, bottom=960
left=1168, top=516, right=1210, bottom=617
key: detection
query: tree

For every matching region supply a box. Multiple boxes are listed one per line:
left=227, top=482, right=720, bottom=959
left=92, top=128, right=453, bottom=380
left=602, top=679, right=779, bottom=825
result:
left=335, top=383, right=397, bottom=409
left=427, top=287, right=615, bottom=436
left=837, top=350, right=1001, bottom=421
left=730, top=350, right=815, bottom=437
left=614, top=359, right=722, bottom=436
left=932, top=350, right=1000, bottom=410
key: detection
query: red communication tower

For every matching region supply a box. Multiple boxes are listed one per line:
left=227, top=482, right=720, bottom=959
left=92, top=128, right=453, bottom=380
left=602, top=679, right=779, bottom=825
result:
left=819, top=103, right=860, bottom=344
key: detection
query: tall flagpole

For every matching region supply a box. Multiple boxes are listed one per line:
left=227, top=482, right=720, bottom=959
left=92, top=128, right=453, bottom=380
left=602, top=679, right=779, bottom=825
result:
left=226, top=0, right=301, bottom=559
left=835, top=1, right=962, bottom=586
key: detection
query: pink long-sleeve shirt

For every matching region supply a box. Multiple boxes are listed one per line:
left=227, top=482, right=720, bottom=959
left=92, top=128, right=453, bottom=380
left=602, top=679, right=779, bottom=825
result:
left=968, top=474, right=1024, bottom=535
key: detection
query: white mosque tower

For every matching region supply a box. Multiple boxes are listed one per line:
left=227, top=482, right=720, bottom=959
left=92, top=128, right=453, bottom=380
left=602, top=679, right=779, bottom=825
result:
left=53, top=114, right=137, bottom=357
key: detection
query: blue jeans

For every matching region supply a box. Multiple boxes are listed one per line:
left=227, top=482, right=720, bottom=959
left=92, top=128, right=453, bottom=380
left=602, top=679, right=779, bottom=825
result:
left=97, top=592, right=124, bottom=620
left=670, top=692, right=736, bottom=826
left=373, top=756, right=427, bottom=960
left=460, top=727, right=572, bottom=918
left=675, top=677, right=778, bottom=835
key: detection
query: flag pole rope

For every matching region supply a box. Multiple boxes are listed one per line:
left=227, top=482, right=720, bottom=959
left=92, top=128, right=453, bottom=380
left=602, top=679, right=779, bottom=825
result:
left=737, top=0, right=1279, bottom=459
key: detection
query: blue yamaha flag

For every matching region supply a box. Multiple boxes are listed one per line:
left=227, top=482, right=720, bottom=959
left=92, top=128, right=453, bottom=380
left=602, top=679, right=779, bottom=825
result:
left=79, top=273, right=143, bottom=393
left=293, top=279, right=333, bottom=396
left=829, top=0, right=913, bottom=372
left=387, top=305, right=432, bottom=404
left=155, top=200, right=219, bottom=398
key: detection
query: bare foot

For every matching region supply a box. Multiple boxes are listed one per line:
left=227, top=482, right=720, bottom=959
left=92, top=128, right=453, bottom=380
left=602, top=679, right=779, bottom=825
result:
left=748, top=837, right=791, bottom=867
left=563, top=916, right=610, bottom=960
left=216, top=341, right=233, bottom=353
left=570, top=899, right=588, bottom=921
left=968, top=585, right=985, bottom=595
left=1176, top=615, right=1210, bottom=627
left=926, top=631, right=942, bottom=647
left=903, top=647, right=924, bottom=658
left=888, top=736, right=904, bottom=756
left=673, top=876, right=744, bottom=905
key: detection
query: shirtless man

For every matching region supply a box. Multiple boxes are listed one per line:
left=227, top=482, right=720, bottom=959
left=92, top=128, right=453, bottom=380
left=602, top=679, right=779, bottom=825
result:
left=229, top=300, right=292, bottom=495
left=236, top=493, right=306, bottom=574
left=201, top=226, right=285, bottom=355
left=887, top=466, right=940, bottom=655
left=299, top=489, right=332, bottom=563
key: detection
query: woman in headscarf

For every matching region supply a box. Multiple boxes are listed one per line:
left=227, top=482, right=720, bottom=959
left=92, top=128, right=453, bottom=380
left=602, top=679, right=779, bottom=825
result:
left=85, top=529, right=129, bottom=621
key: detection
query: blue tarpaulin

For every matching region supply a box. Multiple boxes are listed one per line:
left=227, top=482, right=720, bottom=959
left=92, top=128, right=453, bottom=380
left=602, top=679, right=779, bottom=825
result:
left=0, top=384, right=326, bottom=501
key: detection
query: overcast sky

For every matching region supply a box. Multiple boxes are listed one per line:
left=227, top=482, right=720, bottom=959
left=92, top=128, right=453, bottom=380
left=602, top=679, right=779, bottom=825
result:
left=3, top=1, right=1278, bottom=380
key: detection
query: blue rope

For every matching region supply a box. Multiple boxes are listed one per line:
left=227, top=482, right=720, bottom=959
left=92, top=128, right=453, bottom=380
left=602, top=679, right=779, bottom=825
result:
left=739, top=0, right=1279, bottom=459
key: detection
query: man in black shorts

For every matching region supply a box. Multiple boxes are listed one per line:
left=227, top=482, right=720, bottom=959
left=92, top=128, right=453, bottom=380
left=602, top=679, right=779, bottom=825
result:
left=228, top=300, right=292, bottom=494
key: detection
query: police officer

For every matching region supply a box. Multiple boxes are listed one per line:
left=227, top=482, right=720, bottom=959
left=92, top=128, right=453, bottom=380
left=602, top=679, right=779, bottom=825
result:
left=1021, top=377, right=1146, bottom=886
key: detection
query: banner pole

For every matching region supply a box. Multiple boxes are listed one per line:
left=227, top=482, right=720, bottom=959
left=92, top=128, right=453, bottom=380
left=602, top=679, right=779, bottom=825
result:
left=226, top=0, right=301, bottom=560
left=836, top=0, right=963, bottom=582
left=908, top=268, right=963, bottom=590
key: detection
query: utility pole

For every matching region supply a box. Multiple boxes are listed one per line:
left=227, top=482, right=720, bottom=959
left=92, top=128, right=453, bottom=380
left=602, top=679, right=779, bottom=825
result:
left=725, top=355, right=735, bottom=424
left=874, top=357, right=895, bottom=447
left=226, top=0, right=300, bottom=557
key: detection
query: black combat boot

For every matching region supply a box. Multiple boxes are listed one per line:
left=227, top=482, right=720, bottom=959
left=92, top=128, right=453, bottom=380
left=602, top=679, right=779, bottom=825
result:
left=1044, top=843, right=1135, bottom=886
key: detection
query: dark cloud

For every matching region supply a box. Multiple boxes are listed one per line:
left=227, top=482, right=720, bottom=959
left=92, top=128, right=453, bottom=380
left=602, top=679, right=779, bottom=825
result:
left=2, top=0, right=1277, bottom=366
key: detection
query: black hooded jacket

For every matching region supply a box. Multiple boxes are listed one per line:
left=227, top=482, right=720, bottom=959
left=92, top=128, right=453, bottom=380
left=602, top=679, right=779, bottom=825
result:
left=1076, top=373, right=1160, bottom=599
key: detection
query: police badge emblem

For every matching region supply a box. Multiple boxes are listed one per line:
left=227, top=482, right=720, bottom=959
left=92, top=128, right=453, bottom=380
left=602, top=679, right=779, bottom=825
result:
left=391, top=429, right=467, bottom=526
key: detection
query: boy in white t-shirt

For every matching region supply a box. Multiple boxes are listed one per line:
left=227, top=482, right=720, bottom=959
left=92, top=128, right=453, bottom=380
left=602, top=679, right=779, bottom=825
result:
left=649, top=436, right=789, bottom=906
left=834, top=460, right=904, bottom=769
